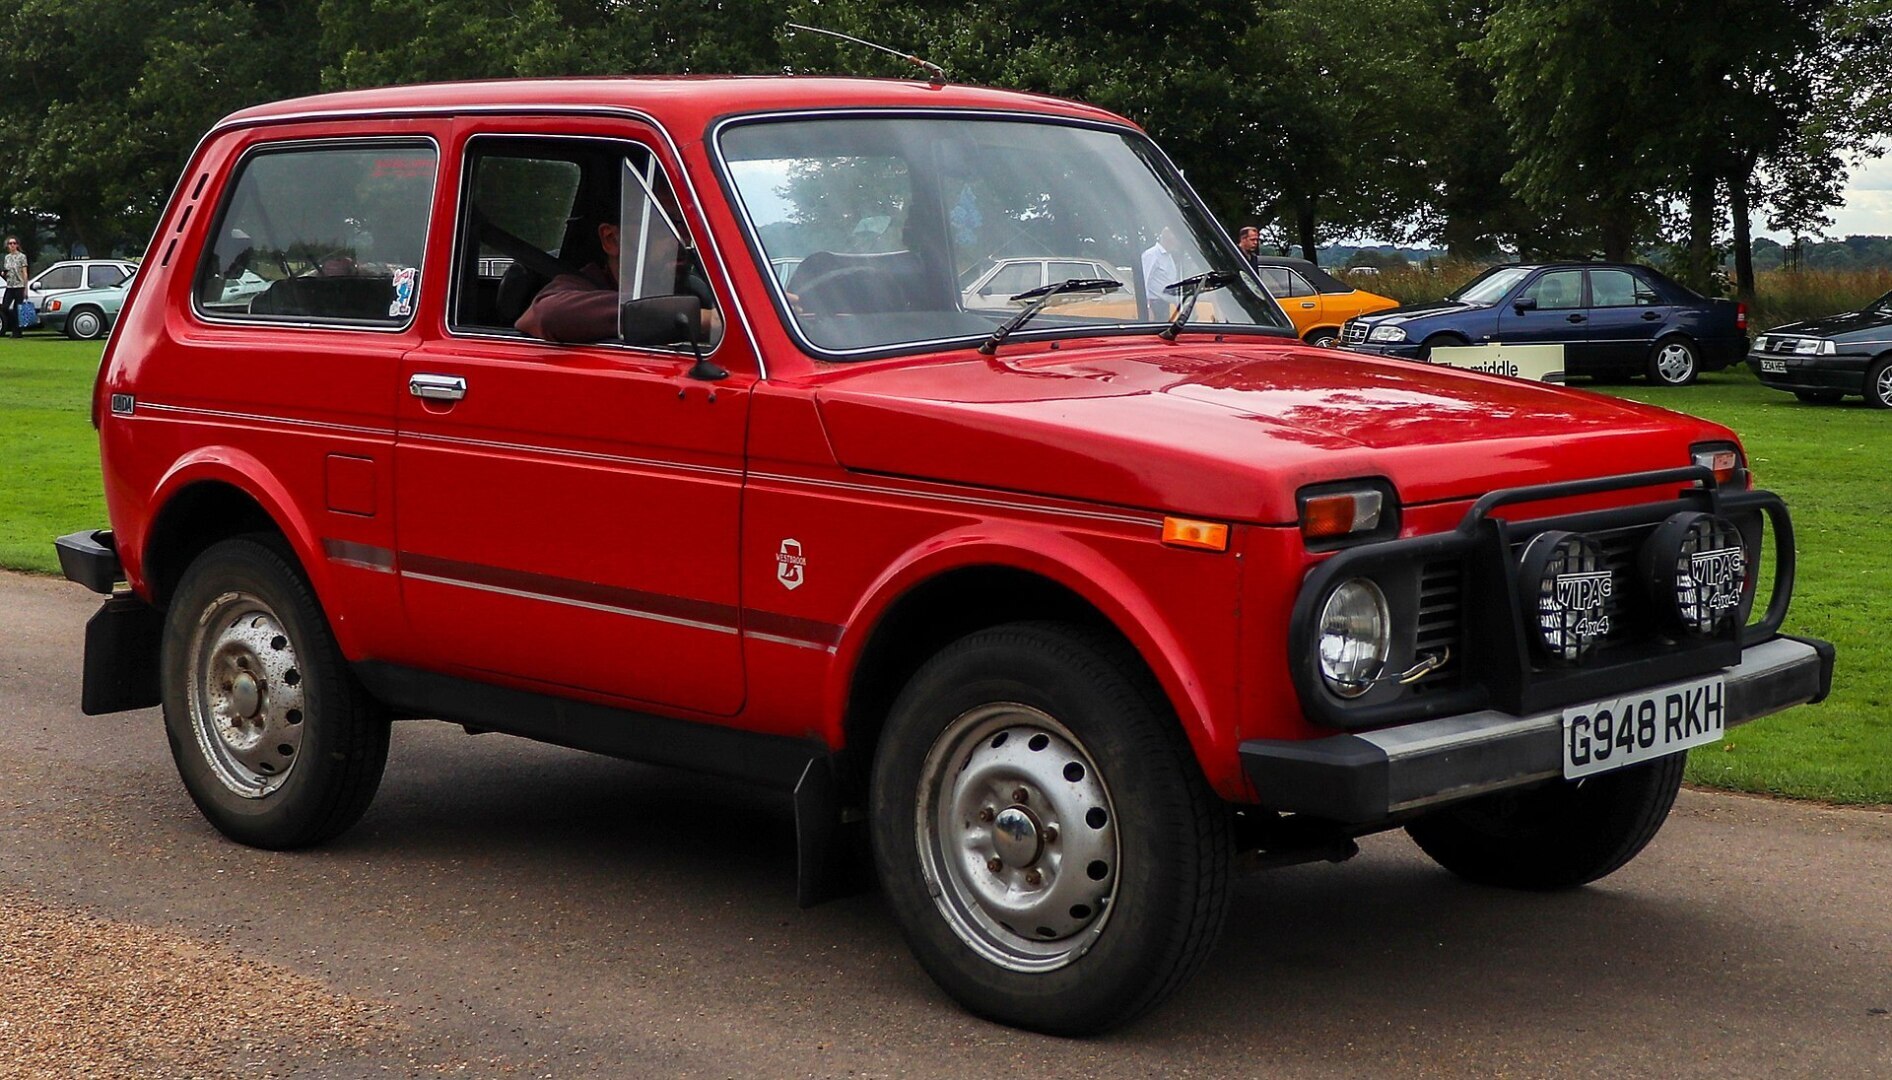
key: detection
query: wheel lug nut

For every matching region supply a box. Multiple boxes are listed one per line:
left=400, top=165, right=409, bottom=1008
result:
left=1043, top=825, right=1058, bottom=844
left=1024, top=869, right=1042, bottom=887
left=987, top=857, right=1003, bottom=874
left=1012, top=787, right=1029, bottom=804
left=978, top=806, right=995, bottom=823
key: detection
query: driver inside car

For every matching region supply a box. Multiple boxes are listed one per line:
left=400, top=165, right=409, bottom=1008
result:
left=516, top=186, right=722, bottom=345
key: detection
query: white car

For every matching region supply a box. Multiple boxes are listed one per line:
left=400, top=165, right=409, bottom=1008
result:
left=28, top=259, right=139, bottom=303
left=960, top=257, right=1125, bottom=312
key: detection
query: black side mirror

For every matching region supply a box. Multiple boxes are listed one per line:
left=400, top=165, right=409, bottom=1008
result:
left=619, top=295, right=726, bottom=380
left=1513, top=297, right=1538, bottom=313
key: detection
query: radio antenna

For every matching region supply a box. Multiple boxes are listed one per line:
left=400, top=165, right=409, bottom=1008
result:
left=786, top=22, right=947, bottom=85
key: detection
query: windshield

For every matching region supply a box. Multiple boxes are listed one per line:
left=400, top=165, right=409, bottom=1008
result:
left=1451, top=266, right=1533, bottom=306
left=719, top=116, right=1290, bottom=357
left=1867, top=290, right=1892, bottom=314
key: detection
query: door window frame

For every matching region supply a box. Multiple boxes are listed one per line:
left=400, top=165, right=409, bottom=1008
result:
left=443, top=130, right=732, bottom=364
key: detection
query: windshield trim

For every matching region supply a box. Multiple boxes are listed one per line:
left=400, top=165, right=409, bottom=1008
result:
left=708, top=107, right=1292, bottom=364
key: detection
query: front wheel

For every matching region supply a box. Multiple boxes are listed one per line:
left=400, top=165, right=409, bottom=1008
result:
left=161, top=536, right=389, bottom=849
left=1647, top=337, right=1700, bottom=386
left=1405, top=752, right=1686, bottom=890
left=1419, top=333, right=1470, bottom=361
left=65, top=306, right=105, bottom=340
left=870, top=622, right=1231, bottom=1035
left=1868, top=359, right=1892, bottom=409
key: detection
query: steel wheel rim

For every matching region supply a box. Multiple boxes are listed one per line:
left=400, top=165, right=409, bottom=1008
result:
left=1875, top=365, right=1892, bottom=406
left=915, top=704, right=1120, bottom=973
left=186, top=591, right=306, bottom=797
left=1656, top=344, right=1694, bottom=383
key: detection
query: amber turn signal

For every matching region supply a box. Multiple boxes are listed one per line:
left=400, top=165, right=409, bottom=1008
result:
left=1301, top=491, right=1384, bottom=541
left=1162, top=517, right=1229, bottom=552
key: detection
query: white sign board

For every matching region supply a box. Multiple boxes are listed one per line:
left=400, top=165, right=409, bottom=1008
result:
left=1426, top=343, right=1565, bottom=384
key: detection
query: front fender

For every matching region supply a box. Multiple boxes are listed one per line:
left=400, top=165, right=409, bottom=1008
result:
left=824, top=524, right=1248, bottom=798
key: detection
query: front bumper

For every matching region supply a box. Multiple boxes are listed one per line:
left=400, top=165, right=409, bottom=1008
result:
left=1746, top=353, right=1869, bottom=394
left=1241, top=634, right=1833, bottom=825
left=1340, top=340, right=1426, bottom=360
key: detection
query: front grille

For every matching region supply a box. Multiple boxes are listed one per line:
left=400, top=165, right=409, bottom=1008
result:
left=1342, top=321, right=1369, bottom=343
left=1410, top=559, right=1462, bottom=694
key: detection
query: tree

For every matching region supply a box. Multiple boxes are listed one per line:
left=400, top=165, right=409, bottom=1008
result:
left=0, top=0, right=322, bottom=256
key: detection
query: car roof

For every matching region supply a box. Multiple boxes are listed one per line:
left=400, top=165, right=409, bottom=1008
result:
left=217, top=77, right=1134, bottom=136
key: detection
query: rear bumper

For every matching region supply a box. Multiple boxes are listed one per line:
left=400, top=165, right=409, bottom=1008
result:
left=1240, top=634, right=1833, bottom=825
left=55, top=529, right=123, bottom=594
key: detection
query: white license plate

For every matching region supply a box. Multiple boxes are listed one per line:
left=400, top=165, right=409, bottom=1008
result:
left=1562, top=675, right=1725, bottom=779
left=1760, top=359, right=1787, bottom=373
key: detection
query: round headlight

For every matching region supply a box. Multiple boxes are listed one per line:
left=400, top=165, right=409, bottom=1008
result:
left=1639, top=512, right=1747, bottom=637
left=1518, top=530, right=1611, bottom=664
left=1318, top=578, right=1391, bottom=698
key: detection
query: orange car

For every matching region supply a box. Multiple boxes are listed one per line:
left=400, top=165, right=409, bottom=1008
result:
left=1253, top=256, right=1397, bottom=347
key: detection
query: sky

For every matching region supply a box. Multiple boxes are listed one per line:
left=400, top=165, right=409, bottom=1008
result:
left=1825, top=142, right=1892, bottom=238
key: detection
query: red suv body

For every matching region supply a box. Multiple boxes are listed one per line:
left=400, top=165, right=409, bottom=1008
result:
left=58, top=78, right=1832, bottom=1035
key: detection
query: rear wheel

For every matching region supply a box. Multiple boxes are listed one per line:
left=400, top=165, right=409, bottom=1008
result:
left=1405, top=752, right=1686, bottom=890
left=1867, top=359, right=1892, bottom=409
left=1305, top=327, right=1340, bottom=348
left=870, top=622, right=1231, bottom=1035
left=65, top=306, right=105, bottom=340
left=1647, top=337, right=1700, bottom=386
left=161, top=536, right=389, bottom=849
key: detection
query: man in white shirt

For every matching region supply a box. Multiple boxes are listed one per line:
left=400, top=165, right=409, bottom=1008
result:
left=1141, top=227, right=1179, bottom=312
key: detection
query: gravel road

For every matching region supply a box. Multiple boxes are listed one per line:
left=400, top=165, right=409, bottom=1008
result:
left=2, top=569, right=1888, bottom=1078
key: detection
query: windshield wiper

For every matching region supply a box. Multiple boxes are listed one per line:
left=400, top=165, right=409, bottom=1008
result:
left=977, top=277, right=1124, bottom=355
left=1158, top=270, right=1238, bottom=341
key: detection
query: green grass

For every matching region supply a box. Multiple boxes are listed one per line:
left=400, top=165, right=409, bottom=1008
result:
left=0, top=338, right=1885, bottom=802
left=0, top=337, right=104, bottom=574
left=1592, top=367, right=1892, bottom=805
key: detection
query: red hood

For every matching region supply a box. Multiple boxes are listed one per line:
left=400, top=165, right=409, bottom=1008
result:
left=812, top=339, right=1735, bottom=523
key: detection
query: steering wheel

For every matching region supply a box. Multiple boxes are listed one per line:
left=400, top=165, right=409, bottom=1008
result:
left=789, top=264, right=881, bottom=315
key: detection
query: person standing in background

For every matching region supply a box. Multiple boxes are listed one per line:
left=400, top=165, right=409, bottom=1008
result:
left=1140, top=226, right=1179, bottom=311
left=1237, top=226, right=1264, bottom=272
left=2, top=238, right=28, bottom=338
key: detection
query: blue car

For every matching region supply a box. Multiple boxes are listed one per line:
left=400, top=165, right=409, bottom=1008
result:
left=1339, top=263, right=1749, bottom=385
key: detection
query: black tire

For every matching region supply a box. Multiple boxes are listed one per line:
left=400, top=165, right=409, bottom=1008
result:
left=65, top=306, right=105, bottom=340
left=1794, top=390, right=1844, bottom=404
left=1405, top=751, right=1686, bottom=890
left=160, top=536, right=389, bottom=849
left=1305, top=327, right=1340, bottom=348
left=1419, top=333, right=1469, bottom=361
left=1647, top=337, right=1700, bottom=386
left=1867, top=358, right=1892, bottom=409
left=869, top=622, right=1231, bottom=1035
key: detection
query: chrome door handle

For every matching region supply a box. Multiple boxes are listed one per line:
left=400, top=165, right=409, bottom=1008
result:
left=1300, top=301, right=1317, bottom=309
left=408, top=374, right=466, bottom=401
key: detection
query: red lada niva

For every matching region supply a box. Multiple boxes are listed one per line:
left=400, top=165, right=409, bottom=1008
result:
left=56, top=77, right=1833, bottom=1034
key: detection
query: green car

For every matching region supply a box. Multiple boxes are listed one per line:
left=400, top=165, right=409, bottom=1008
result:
left=39, top=273, right=135, bottom=340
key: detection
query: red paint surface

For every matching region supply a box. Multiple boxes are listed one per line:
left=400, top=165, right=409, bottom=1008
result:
left=93, top=79, right=1745, bottom=801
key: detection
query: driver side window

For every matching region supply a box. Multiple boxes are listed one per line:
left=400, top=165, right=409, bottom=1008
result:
left=450, top=136, right=722, bottom=349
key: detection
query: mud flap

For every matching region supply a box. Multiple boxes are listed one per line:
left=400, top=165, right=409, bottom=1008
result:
left=82, top=594, right=164, bottom=715
left=793, top=758, right=872, bottom=907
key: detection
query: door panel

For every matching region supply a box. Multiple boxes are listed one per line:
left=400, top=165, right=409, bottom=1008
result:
left=1584, top=268, right=1668, bottom=369
left=1498, top=269, right=1589, bottom=363
left=395, top=341, right=751, bottom=714
left=393, top=120, right=752, bottom=716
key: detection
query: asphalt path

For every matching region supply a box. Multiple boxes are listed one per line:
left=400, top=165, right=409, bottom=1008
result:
left=3, top=569, right=1888, bottom=1078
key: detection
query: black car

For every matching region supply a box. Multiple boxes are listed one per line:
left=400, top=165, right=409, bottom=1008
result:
left=1340, top=262, right=1750, bottom=386
left=1748, top=290, right=1892, bottom=407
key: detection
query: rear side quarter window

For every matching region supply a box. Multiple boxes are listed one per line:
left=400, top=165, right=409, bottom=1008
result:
left=194, top=141, right=438, bottom=328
